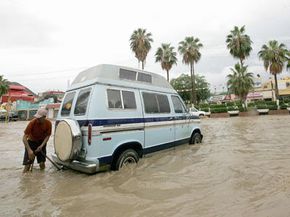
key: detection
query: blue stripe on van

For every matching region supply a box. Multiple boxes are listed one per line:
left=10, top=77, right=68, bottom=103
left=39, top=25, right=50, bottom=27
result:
left=75, top=115, right=199, bottom=127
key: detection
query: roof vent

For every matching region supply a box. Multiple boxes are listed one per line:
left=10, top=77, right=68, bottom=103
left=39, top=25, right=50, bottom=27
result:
left=137, top=72, right=152, bottom=83
left=119, top=69, right=137, bottom=80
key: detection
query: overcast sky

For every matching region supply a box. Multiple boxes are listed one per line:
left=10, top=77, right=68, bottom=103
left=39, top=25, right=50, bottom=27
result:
left=1, top=0, right=290, bottom=94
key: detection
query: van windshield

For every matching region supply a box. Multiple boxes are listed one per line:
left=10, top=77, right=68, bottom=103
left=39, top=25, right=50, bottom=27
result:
left=61, top=92, right=76, bottom=116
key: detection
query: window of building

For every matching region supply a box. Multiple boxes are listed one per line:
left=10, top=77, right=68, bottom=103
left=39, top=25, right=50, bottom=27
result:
left=286, top=82, right=290, bottom=88
left=74, top=88, right=91, bottom=115
left=171, top=95, right=185, bottom=113
left=61, top=92, right=76, bottom=116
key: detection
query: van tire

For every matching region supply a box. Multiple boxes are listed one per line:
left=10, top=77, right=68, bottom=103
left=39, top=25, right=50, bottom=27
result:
left=115, top=149, right=139, bottom=170
left=189, top=132, right=202, bottom=145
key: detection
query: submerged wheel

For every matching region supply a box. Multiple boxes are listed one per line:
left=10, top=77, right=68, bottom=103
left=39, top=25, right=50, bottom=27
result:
left=190, top=132, right=202, bottom=144
left=115, top=149, right=139, bottom=170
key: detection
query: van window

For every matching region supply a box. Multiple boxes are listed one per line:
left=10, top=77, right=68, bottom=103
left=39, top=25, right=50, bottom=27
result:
left=157, top=94, right=170, bottom=113
left=137, top=72, right=152, bottom=83
left=119, top=69, right=137, bottom=80
left=171, top=96, right=185, bottom=113
left=143, top=92, right=170, bottom=113
left=74, top=88, right=91, bottom=115
left=61, top=92, right=76, bottom=116
left=122, top=91, right=136, bottom=109
left=107, top=89, right=122, bottom=109
left=107, top=89, right=136, bottom=109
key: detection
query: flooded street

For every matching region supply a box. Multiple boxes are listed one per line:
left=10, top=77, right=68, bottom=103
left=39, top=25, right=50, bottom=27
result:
left=1, top=115, right=290, bottom=217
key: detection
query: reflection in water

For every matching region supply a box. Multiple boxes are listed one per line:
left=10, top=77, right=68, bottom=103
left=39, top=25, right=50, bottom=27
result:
left=1, top=116, right=290, bottom=217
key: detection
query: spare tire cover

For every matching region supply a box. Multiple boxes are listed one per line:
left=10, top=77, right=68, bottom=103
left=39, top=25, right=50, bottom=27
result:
left=54, top=119, right=82, bottom=161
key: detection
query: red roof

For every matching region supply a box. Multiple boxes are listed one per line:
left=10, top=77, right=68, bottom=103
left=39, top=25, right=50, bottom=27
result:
left=9, top=85, right=25, bottom=91
left=1, top=84, right=36, bottom=103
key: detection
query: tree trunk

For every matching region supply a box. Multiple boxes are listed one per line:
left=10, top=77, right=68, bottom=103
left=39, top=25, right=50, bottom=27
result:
left=166, top=70, right=169, bottom=82
left=190, top=62, right=196, bottom=106
left=274, top=74, right=279, bottom=100
left=142, top=61, right=144, bottom=70
left=240, top=58, right=243, bottom=67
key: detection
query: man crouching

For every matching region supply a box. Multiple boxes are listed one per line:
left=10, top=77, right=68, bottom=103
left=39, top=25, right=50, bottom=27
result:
left=22, top=108, right=52, bottom=173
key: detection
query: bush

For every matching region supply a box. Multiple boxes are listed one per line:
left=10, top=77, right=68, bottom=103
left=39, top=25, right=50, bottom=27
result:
left=226, top=102, right=235, bottom=107
left=210, top=104, right=227, bottom=109
left=211, top=107, right=228, bottom=113
left=199, top=103, right=210, bottom=108
left=247, top=102, right=256, bottom=108
left=200, top=108, right=210, bottom=112
left=256, top=104, right=267, bottom=109
left=239, top=106, right=246, bottom=112
left=280, top=103, right=288, bottom=110
left=227, top=106, right=239, bottom=111
left=268, top=105, right=278, bottom=110
left=255, top=100, right=266, bottom=105
left=265, top=101, right=277, bottom=106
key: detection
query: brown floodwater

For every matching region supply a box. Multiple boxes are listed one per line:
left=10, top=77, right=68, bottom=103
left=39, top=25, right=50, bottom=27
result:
left=1, top=115, right=290, bottom=217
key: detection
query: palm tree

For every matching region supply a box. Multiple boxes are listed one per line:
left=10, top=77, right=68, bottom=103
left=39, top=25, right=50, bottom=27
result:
left=286, top=50, right=290, bottom=70
left=155, top=43, right=177, bottom=82
left=227, top=63, right=254, bottom=107
left=226, top=26, right=252, bottom=67
left=178, top=36, right=203, bottom=105
left=258, top=40, right=288, bottom=100
left=0, top=75, right=9, bottom=99
left=129, top=28, right=153, bottom=70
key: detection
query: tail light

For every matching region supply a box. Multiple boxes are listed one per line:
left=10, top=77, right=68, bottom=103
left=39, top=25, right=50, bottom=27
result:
left=88, top=123, right=92, bottom=145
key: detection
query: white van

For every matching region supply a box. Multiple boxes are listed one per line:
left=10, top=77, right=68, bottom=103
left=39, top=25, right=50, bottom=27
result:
left=52, top=64, right=203, bottom=174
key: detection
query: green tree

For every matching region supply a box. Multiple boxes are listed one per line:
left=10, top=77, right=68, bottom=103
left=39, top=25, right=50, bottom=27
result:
left=178, top=37, right=203, bottom=105
left=155, top=43, right=177, bottom=82
left=129, top=28, right=153, bottom=70
left=287, top=50, right=290, bottom=69
left=196, top=74, right=211, bottom=104
left=0, top=75, right=9, bottom=98
left=170, top=73, right=210, bottom=105
left=258, top=40, right=289, bottom=100
left=226, top=25, right=252, bottom=67
left=227, top=63, right=254, bottom=107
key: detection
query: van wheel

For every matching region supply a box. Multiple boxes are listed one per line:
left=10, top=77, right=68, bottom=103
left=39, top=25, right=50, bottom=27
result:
left=190, top=132, right=202, bottom=145
left=115, top=149, right=139, bottom=170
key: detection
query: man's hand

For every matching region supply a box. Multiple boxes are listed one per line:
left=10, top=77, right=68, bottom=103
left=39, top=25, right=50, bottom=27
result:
left=28, top=149, right=35, bottom=161
left=35, top=146, right=43, bottom=154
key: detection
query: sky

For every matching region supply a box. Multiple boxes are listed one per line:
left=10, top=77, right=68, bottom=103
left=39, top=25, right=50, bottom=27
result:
left=1, top=0, right=290, bottom=94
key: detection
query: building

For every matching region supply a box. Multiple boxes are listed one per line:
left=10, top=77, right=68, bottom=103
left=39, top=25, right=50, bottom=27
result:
left=0, top=82, right=36, bottom=104
left=254, top=77, right=290, bottom=101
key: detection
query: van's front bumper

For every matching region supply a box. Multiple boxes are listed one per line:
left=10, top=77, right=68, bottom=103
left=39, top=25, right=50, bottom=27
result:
left=51, top=154, right=100, bottom=174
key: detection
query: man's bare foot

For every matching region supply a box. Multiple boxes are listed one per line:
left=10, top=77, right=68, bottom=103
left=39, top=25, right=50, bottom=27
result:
left=23, top=165, right=31, bottom=173
left=39, top=162, right=45, bottom=170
